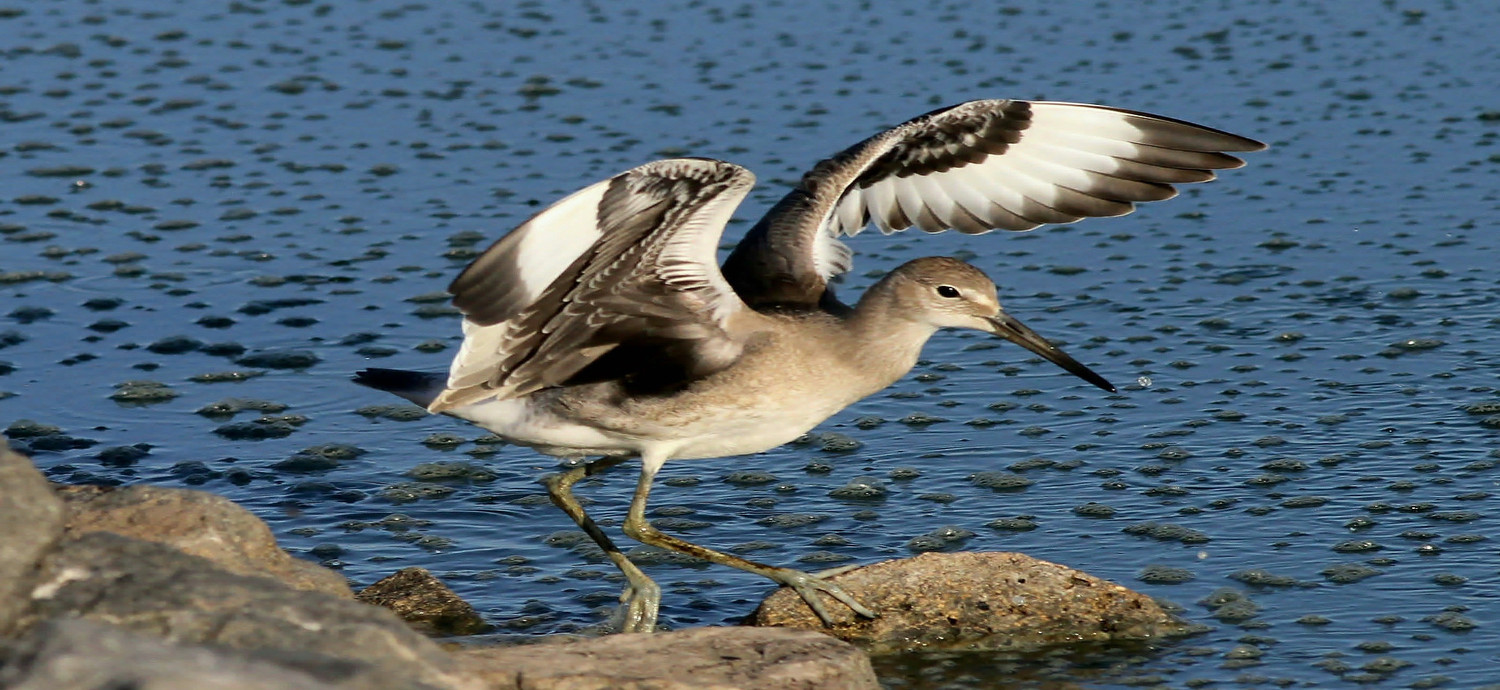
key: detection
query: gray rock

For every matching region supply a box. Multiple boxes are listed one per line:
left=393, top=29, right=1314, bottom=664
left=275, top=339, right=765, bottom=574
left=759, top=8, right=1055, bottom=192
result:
left=0, top=619, right=349, bottom=690
left=16, top=532, right=461, bottom=688
left=54, top=483, right=351, bottom=598
left=0, top=441, right=65, bottom=636
left=748, top=551, right=1192, bottom=654
left=453, top=626, right=878, bottom=690
left=1, top=447, right=873, bottom=690
left=356, top=567, right=488, bottom=636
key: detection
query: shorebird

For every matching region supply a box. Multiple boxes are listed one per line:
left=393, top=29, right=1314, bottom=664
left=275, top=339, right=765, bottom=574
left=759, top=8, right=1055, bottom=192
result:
left=356, top=99, right=1263, bottom=633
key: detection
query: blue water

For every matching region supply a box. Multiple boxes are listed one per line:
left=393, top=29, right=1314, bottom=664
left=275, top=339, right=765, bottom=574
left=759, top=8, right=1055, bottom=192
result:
left=3, top=1, right=1498, bottom=687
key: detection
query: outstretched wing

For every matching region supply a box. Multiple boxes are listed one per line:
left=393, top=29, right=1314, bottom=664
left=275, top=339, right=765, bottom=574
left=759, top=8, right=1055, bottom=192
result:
left=430, top=158, right=755, bottom=412
left=721, top=99, right=1266, bottom=307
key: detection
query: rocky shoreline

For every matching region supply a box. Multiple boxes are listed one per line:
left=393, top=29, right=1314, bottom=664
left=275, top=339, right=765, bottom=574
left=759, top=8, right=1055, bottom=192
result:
left=0, top=440, right=1188, bottom=689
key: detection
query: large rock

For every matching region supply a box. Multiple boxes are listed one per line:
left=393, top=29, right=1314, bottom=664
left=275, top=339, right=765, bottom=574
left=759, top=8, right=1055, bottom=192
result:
left=54, top=483, right=351, bottom=598
left=356, top=567, right=488, bottom=636
left=15, top=531, right=464, bottom=689
left=0, top=441, right=65, bottom=637
left=749, top=552, right=1190, bottom=654
left=0, top=445, right=885, bottom=690
left=0, top=618, right=426, bottom=690
left=453, top=626, right=879, bottom=690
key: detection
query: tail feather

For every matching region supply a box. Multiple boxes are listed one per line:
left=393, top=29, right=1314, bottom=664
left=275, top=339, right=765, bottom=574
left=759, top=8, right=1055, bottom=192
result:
left=353, top=368, right=447, bottom=409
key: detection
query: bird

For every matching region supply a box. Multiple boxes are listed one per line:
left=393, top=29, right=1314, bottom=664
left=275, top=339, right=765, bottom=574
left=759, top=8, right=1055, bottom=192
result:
left=355, top=98, right=1264, bottom=633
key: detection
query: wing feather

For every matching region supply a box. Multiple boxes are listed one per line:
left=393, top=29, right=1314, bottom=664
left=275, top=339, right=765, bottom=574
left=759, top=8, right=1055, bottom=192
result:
left=431, top=159, right=755, bottom=411
left=721, top=99, right=1264, bottom=307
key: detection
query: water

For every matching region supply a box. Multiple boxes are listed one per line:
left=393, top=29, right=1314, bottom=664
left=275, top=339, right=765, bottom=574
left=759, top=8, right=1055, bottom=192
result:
left=3, top=1, right=1498, bottom=687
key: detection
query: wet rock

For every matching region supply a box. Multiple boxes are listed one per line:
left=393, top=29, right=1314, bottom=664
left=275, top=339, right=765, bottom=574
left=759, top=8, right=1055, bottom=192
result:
left=214, top=415, right=303, bottom=440
left=355, top=404, right=430, bottom=421
left=355, top=567, right=487, bottom=636
left=7, top=306, right=54, bottom=324
left=14, top=532, right=456, bottom=687
left=1422, top=610, right=1477, bottom=632
left=724, top=470, right=778, bottom=485
left=1227, top=568, right=1309, bottom=588
left=380, top=482, right=458, bottom=503
left=987, top=517, right=1038, bottom=531
left=0, top=441, right=66, bottom=636
left=201, top=342, right=248, bottom=358
left=108, top=380, right=179, bottom=404
left=0, top=618, right=434, bottom=690
left=749, top=552, right=1189, bottom=654
left=96, top=443, right=153, bottom=467
left=237, top=298, right=323, bottom=315
left=54, top=484, right=352, bottom=597
left=1321, top=563, right=1382, bottom=584
left=1122, top=521, right=1211, bottom=544
left=4, top=419, right=62, bottom=438
left=828, top=476, right=888, bottom=500
left=0, top=270, right=71, bottom=285
left=406, top=461, right=496, bottom=482
left=274, top=443, right=365, bottom=473
left=0, top=330, right=26, bottom=349
left=453, top=625, right=878, bottom=690
left=1199, top=587, right=1261, bottom=622
left=904, top=525, right=975, bottom=552
left=145, top=334, right=204, bottom=354
left=969, top=471, right=1034, bottom=490
left=236, top=349, right=320, bottom=369
left=191, top=370, right=268, bottom=383
left=197, top=397, right=289, bottom=418
left=18, top=434, right=99, bottom=452
left=420, top=433, right=467, bottom=449
left=811, top=431, right=862, bottom=452
left=1137, top=564, right=1196, bottom=584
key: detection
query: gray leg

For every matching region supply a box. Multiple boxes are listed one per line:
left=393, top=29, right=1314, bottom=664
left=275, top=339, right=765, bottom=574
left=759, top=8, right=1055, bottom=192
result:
left=620, top=456, right=876, bottom=625
left=545, top=457, right=661, bottom=633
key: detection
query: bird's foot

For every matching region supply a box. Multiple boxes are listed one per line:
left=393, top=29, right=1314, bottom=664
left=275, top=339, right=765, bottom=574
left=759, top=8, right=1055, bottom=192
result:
left=812, top=564, right=864, bottom=579
left=615, top=578, right=662, bottom=633
left=769, top=566, right=876, bottom=625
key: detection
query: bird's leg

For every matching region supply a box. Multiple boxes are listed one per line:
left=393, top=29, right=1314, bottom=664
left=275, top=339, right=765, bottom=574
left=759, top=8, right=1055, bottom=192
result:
left=621, top=456, right=876, bottom=626
left=544, top=456, right=660, bottom=633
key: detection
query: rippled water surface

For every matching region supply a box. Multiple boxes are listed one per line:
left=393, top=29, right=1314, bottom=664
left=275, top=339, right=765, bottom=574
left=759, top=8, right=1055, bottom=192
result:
left=3, top=1, right=1498, bottom=687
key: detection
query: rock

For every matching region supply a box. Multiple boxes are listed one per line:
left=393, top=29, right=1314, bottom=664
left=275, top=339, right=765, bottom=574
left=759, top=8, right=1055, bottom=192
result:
left=0, top=441, right=65, bottom=636
left=453, top=626, right=878, bottom=690
left=0, top=618, right=436, bottom=690
left=748, top=551, right=1190, bottom=654
left=356, top=567, right=488, bottom=636
left=4, top=446, right=875, bottom=690
left=15, top=532, right=462, bottom=689
left=54, top=483, right=352, bottom=598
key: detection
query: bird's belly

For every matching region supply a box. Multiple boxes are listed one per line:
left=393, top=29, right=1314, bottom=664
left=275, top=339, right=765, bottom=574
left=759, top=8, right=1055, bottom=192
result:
left=446, top=391, right=832, bottom=461
left=662, top=414, right=817, bottom=460
left=447, top=396, right=633, bottom=457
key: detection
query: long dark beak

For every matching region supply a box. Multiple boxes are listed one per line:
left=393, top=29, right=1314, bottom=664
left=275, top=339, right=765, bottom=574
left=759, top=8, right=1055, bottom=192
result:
left=985, top=313, right=1115, bottom=393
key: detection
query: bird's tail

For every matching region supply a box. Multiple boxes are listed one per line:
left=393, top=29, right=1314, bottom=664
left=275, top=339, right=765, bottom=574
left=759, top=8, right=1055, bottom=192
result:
left=352, top=368, right=447, bottom=409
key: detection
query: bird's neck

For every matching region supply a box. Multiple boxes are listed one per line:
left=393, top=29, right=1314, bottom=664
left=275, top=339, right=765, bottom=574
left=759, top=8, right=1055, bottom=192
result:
left=846, top=277, right=940, bottom=391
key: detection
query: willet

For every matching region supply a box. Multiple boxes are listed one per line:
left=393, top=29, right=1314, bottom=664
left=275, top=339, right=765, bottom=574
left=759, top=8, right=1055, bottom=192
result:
left=356, top=99, right=1264, bottom=633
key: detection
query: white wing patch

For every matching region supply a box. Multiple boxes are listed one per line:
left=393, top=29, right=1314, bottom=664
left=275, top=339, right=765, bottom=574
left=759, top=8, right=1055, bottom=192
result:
left=441, top=181, right=612, bottom=396
left=826, top=100, right=1255, bottom=238
left=506, top=181, right=610, bottom=305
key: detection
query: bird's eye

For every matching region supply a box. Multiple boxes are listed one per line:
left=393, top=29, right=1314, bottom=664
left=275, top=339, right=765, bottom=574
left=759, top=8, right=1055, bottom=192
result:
left=936, top=285, right=961, bottom=298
